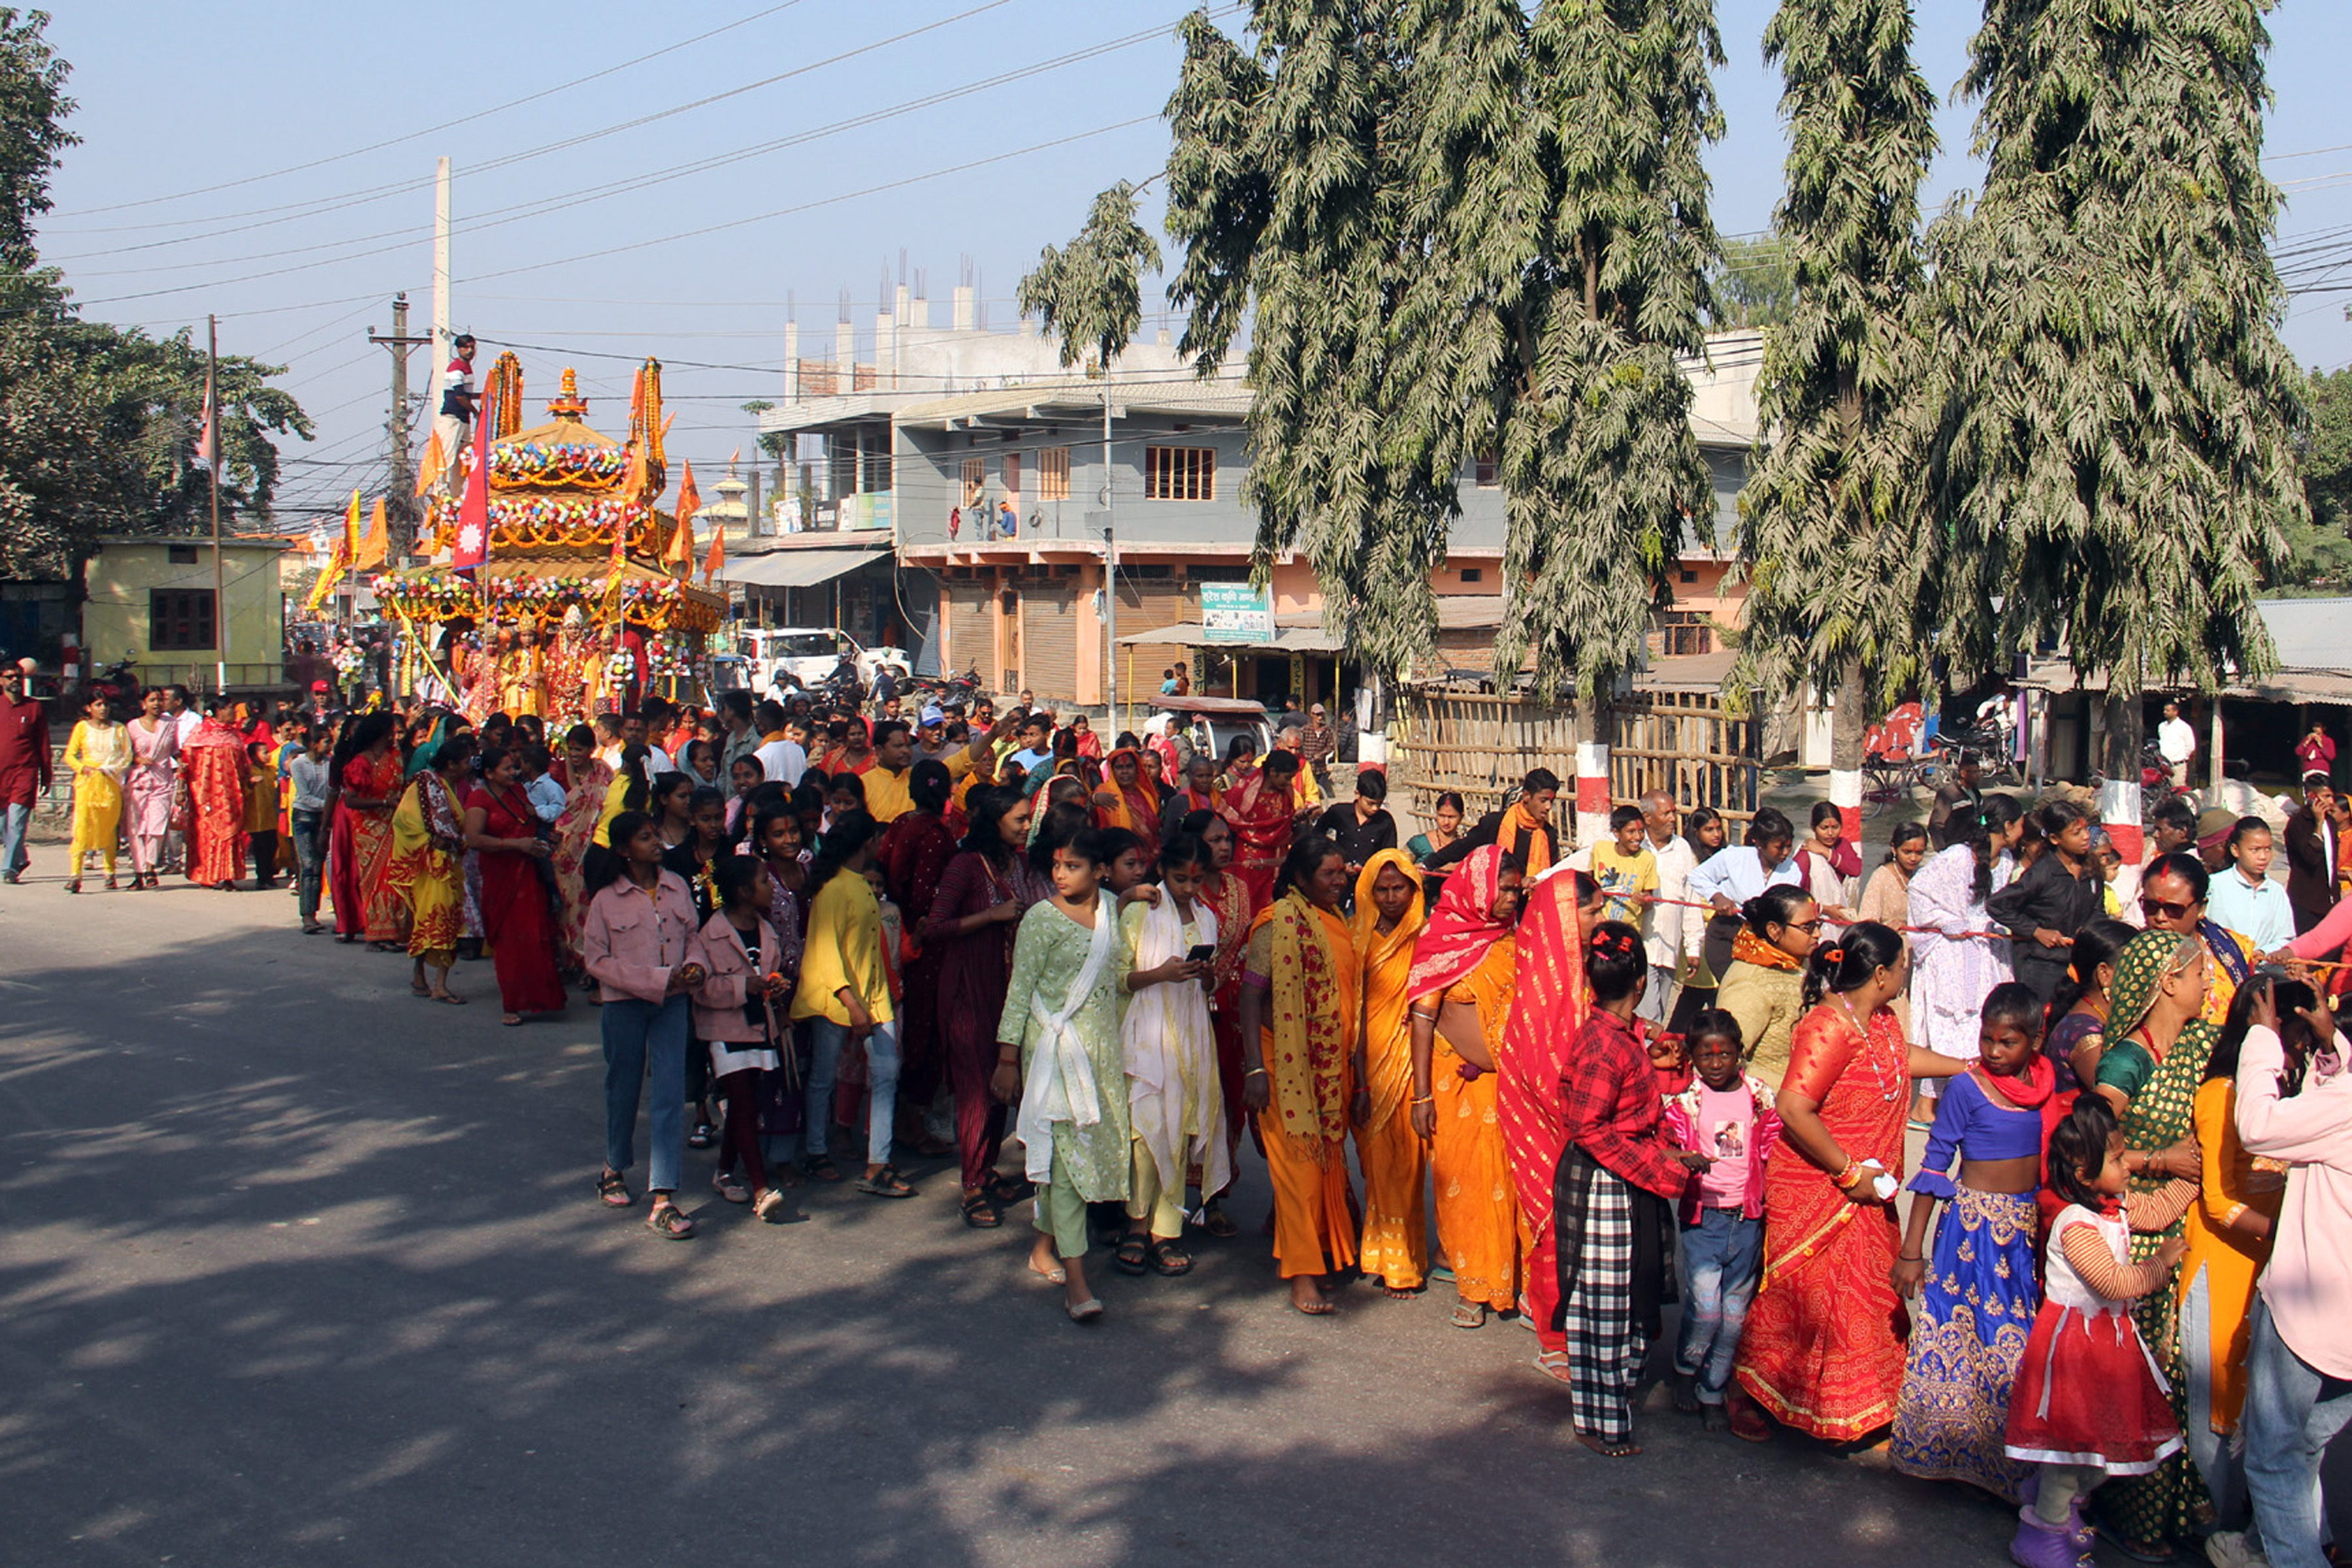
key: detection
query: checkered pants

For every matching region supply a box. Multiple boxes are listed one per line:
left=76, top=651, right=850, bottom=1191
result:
left=1561, top=1164, right=1644, bottom=1443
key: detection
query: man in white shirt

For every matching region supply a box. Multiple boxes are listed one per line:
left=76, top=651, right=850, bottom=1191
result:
left=753, top=704, right=808, bottom=788
left=620, top=711, right=674, bottom=775
left=2158, top=699, right=2197, bottom=789
left=1639, top=790, right=1698, bottom=1024
left=165, top=684, right=202, bottom=747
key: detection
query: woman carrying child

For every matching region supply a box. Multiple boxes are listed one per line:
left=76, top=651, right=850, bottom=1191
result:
left=2002, top=1098, right=2194, bottom=1568
left=1889, top=981, right=2063, bottom=1501
left=1663, top=1009, right=1781, bottom=1440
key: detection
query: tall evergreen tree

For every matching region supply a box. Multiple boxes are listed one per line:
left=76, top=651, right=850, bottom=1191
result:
left=1164, top=3, right=1452, bottom=679
left=1017, top=180, right=1163, bottom=380
left=1493, top=0, right=1725, bottom=703
left=1931, top=0, right=2303, bottom=791
left=1730, top=0, right=1938, bottom=772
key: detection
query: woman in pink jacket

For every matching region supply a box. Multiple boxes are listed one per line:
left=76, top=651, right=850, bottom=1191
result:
left=693, top=854, right=795, bottom=1222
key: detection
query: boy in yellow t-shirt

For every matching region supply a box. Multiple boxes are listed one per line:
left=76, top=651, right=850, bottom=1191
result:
left=1587, top=804, right=1658, bottom=928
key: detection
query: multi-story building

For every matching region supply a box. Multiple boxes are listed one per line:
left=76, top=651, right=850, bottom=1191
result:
left=759, top=292, right=1762, bottom=708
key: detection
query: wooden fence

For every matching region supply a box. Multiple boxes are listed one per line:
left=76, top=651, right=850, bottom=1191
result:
left=1390, top=686, right=1760, bottom=844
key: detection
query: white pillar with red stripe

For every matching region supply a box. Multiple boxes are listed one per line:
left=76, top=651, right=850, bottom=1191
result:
left=1575, top=739, right=1611, bottom=851
left=1831, top=764, right=1863, bottom=846
left=2102, top=772, right=2144, bottom=864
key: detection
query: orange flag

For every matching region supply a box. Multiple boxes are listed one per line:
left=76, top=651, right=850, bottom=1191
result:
left=414, top=429, right=446, bottom=497
left=610, top=442, right=644, bottom=579
left=667, top=459, right=700, bottom=572
left=702, top=515, right=725, bottom=582
left=354, top=497, right=389, bottom=570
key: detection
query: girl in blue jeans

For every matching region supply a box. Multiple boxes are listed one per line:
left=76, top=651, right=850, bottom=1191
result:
left=583, top=810, right=708, bottom=1239
left=1663, top=1011, right=1779, bottom=1435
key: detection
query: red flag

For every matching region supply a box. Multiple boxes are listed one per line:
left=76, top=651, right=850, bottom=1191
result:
left=452, top=406, right=491, bottom=576
left=667, top=459, right=700, bottom=572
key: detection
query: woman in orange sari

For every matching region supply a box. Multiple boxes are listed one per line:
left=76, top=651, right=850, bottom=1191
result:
left=1499, top=867, right=1604, bottom=1380
left=1092, top=746, right=1162, bottom=861
left=1221, top=749, right=1303, bottom=914
left=1238, top=833, right=1359, bottom=1315
left=328, top=711, right=404, bottom=947
left=549, top=722, right=614, bottom=972
left=1407, top=844, right=1526, bottom=1328
left=1735, top=921, right=1967, bottom=1441
left=1352, top=847, right=1428, bottom=1295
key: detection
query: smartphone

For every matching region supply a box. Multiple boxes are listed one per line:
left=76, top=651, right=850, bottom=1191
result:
left=1185, top=943, right=1217, bottom=965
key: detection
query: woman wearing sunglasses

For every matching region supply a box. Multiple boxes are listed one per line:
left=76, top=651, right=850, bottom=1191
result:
left=2135, top=850, right=2257, bottom=1027
left=1715, top=883, right=1823, bottom=1087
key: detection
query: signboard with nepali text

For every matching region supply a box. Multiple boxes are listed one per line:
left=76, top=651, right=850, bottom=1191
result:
left=1200, top=581, right=1274, bottom=644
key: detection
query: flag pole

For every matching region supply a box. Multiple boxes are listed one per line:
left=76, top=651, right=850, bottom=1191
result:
left=207, top=314, right=225, bottom=693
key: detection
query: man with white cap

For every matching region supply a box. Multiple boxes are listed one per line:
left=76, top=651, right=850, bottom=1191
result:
left=1299, top=701, right=1336, bottom=793
left=912, top=704, right=954, bottom=764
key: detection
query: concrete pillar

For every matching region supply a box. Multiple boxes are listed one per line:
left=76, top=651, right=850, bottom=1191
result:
left=953, top=286, right=975, bottom=333
left=1575, top=736, right=1610, bottom=852
left=834, top=320, right=855, bottom=371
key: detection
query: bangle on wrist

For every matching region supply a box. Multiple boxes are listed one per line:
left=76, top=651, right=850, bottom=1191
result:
left=1835, top=1158, right=1863, bottom=1190
left=1898, top=1252, right=1923, bottom=1263
left=1245, top=1066, right=1268, bottom=1078
left=1410, top=1094, right=1434, bottom=1105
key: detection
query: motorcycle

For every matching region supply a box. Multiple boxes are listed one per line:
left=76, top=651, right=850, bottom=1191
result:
left=81, top=655, right=142, bottom=711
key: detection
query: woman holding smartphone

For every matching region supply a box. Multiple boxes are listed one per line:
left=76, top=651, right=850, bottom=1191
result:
left=1114, top=832, right=1226, bottom=1278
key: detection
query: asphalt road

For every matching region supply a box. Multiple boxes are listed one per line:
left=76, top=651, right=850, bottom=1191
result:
left=2, top=869, right=2340, bottom=1568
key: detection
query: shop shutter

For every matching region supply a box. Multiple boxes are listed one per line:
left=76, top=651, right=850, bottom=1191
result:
left=1115, top=576, right=1191, bottom=698
left=945, top=578, right=994, bottom=687
left=1021, top=577, right=1081, bottom=700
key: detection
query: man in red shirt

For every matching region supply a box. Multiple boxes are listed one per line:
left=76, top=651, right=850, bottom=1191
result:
left=0, top=662, right=53, bottom=883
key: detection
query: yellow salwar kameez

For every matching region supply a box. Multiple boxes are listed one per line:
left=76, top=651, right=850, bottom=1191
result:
left=1247, top=892, right=1360, bottom=1280
left=63, top=719, right=129, bottom=879
left=389, top=773, right=465, bottom=964
left=1351, top=849, right=1428, bottom=1291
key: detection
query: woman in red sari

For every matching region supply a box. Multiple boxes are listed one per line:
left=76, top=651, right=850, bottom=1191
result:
left=1735, top=921, right=1967, bottom=1442
left=464, top=743, right=567, bottom=1025
left=1496, top=866, right=1601, bottom=1377
left=328, top=711, right=404, bottom=946
left=878, top=759, right=959, bottom=1156
left=177, top=706, right=249, bottom=889
left=1220, top=749, right=1303, bottom=913
left=1092, top=746, right=1162, bottom=860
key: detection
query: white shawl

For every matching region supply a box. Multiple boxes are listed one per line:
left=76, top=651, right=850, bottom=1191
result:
left=1015, top=892, right=1118, bottom=1184
left=1121, top=892, right=1230, bottom=1203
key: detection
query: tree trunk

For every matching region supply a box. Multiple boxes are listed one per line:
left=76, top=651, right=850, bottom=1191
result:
left=2099, top=689, right=2146, bottom=860
left=1829, top=661, right=1867, bottom=843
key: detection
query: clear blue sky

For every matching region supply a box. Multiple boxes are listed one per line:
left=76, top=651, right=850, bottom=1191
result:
left=34, top=0, right=2352, bottom=528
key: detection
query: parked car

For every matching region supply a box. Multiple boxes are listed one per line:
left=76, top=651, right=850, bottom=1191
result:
left=736, top=627, right=911, bottom=696
left=1147, top=694, right=1272, bottom=769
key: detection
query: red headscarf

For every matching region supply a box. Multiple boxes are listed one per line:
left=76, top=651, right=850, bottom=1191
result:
left=1407, top=843, right=1512, bottom=1001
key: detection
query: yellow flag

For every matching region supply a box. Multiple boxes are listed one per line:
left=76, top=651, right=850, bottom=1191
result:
left=344, top=488, right=362, bottom=559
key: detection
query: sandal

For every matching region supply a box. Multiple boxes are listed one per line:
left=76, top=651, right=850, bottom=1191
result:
left=597, top=1169, right=632, bottom=1207
left=754, top=1187, right=786, bottom=1222
left=712, top=1169, right=750, bottom=1204
left=64, top=879, right=79, bottom=894
left=105, top=875, right=118, bottom=890
left=1534, top=1349, right=1575, bottom=1386
left=960, top=1192, right=1003, bottom=1229
left=431, top=992, right=466, bottom=1005
left=856, top=1166, right=916, bottom=1199
left=1112, top=1233, right=1151, bottom=1276
left=687, top=1122, right=717, bottom=1151
left=802, top=1154, right=842, bottom=1183
left=1066, top=1297, right=1105, bottom=1323
left=987, top=1171, right=1036, bottom=1204
left=1201, top=1200, right=1239, bottom=1239
left=1149, top=1238, right=1193, bottom=1277
left=645, top=1201, right=694, bottom=1239
left=1450, top=1301, right=1488, bottom=1330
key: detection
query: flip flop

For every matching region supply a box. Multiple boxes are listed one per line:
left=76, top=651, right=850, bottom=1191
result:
left=1065, top=1297, right=1104, bottom=1323
left=431, top=992, right=467, bottom=1005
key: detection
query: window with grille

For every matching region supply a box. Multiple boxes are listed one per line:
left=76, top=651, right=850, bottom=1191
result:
left=1473, top=452, right=1498, bottom=488
left=961, top=457, right=985, bottom=508
left=1659, top=610, right=1713, bottom=657
left=1144, top=446, right=1215, bottom=502
left=1039, top=446, right=1070, bottom=500
left=150, top=589, right=216, bottom=651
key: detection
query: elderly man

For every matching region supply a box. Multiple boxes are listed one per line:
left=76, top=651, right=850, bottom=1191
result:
left=1637, top=790, right=1696, bottom=1023
left=0, top=661, right=51, bottom=883
left=1298, top=702, right=1337, bottom=791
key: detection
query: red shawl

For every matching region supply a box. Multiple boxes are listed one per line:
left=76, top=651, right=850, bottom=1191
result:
left=1406, top=843, right=1511, bottom=1001
left=1495, top=870, right=1593, bottom=1242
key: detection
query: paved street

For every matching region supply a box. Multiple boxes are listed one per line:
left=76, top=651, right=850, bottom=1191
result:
left=0, top=870, right=2336, bottom=1568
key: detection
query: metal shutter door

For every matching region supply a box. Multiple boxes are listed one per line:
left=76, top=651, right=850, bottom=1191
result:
left=946, top=580, right=994, bottom=687
left=1115, top=578, right=1192, bottom=695
left=1021, top=579, right=1080, bottom=701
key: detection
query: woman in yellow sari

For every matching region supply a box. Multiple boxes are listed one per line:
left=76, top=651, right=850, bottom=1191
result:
left=1352, top=847, right=1428, bottom=1296
left=63, top=693, right=129, bottom=891
left=1406, top=843, right=1527, bottom=1328
left=1239, top=832, right=1360, bottom=1315
left=391, top=731, right=474, bottom=1005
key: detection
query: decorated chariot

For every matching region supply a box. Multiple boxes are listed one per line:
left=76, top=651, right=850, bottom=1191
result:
left=370, top=355, right=726, bottom=721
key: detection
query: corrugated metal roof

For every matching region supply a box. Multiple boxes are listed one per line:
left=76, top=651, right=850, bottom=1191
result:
left=2255, top=598, right=2352, bottom=673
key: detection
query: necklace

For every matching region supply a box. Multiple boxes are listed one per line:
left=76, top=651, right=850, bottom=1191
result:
left=1831, top=992, right=1899, bottom=1102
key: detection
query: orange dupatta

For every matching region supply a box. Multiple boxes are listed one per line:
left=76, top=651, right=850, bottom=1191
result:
left=1351, top=848, right=1426, bottom=1134
left=1250, top=891, right=1359, bottom=1164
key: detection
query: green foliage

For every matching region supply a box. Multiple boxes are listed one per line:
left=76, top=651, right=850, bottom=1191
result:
left=1729, top=0, right=1939, bottom=725
left=1930, top=0, right=2302, bottom=714
left=0, top=11, right=312, bottom=580
left=1018, top=180, right=1163, bottom=376
left=1710, top=233, right=1796, bottom=329
left=2276, top=363, right=2352, bottom=588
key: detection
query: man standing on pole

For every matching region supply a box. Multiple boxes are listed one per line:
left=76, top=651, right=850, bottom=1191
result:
left=433, top=333, right=478, bottom=494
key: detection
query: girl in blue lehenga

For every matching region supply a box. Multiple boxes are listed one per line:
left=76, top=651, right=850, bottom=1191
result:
left=1889, top=982, right=2063, bottom=1500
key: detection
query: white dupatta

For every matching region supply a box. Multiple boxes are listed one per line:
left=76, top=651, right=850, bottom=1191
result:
left=1121, top=892, right=1230, bottom=1203
left=1015, top=891, right=1119, bottom=1184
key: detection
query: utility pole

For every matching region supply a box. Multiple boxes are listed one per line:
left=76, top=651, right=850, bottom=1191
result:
left=207, top=314, right=225, bottom=693
left=368, top=292, right=431, bottom=559
left=1103, top=370, right=1117, bottom=732
left=432, top=157, right=451, bottom=391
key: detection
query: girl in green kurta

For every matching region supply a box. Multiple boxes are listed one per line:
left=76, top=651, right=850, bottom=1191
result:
left=2089, top=928, right=2219, bottom=1559
left=993, top=826, right=1133, bottom=1322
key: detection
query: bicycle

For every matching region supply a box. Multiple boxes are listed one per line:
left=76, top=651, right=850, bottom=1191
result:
left=1860, top=751, right=1941, bottom=818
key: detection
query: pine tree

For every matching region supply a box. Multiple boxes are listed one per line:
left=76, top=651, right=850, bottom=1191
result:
left=1494, top=0, right=1725, bottom=703
left=1730, top=0, right=1938, bottom=770
left=1932, top=0, right=2304, bottom=786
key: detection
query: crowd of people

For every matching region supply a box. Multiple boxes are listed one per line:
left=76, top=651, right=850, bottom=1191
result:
left=10, top=670, right=2349, bottom=1568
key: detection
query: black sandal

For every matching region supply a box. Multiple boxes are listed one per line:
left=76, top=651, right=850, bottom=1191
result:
left=803, top=1154, right=842, bottom=1183
left=597, top=1169, right=632, bottom=1207
left=687, top=1121, right=717, bottom=1151
left=1149, top=1238, right=1194, bottom=1277
left=1202, top=1200, right=1239, bottom=1239
left=987, top=1171, right=1036, bottom=1204
left=960, top=1192, right=1003, bottom=1229
left=1112, top=1233, right=1151, bottom=1275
